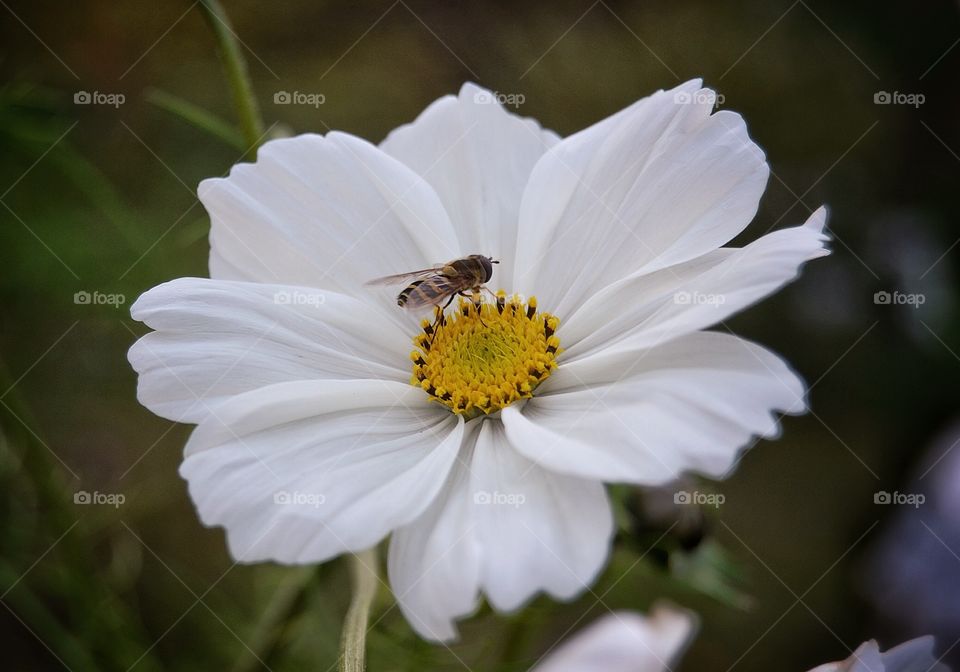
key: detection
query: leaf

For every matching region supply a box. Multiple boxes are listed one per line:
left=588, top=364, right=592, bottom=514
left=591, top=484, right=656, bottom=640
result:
left=146, top=88, right=246, bottom=152
left=670, top=540, right=755, bottom=611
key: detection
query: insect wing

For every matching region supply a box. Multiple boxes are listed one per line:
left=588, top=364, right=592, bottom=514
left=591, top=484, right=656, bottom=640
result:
left=364, top=266, right=442, bottom=286
left=401, top=275, right=462, bottom=309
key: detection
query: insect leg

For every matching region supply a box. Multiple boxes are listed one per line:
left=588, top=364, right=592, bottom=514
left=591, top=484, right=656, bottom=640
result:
left=462, top=288, right=489, bottom=327
left=429, top=293, right=457, bottom=344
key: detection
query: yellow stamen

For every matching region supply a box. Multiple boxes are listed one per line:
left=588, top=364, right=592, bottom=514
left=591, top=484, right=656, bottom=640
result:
left=410, top=295, right=561, bottom=417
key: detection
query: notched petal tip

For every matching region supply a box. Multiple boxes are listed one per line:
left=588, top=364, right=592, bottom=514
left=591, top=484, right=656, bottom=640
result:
left=457, top=81, right=488, bottom=99
left=805, top=204, right=830, bottom=231
left=800, top=205, right=833, bottom=260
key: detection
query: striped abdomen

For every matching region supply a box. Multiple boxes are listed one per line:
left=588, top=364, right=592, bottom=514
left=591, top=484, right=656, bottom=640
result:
left=398, top=274, right=468, bottom=309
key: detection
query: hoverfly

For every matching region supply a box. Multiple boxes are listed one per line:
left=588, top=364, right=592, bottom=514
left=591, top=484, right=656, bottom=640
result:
left=365, top=254, right=499, bottom=337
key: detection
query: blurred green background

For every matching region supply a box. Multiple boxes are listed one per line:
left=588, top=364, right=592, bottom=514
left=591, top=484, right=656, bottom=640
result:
left=1, top=0, right=958, bottom=670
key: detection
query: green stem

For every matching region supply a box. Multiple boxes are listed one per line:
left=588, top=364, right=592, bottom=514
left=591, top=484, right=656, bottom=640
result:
left=196, top=0, right=265, bottom=155
left=339, top=549, right=380, bottom=672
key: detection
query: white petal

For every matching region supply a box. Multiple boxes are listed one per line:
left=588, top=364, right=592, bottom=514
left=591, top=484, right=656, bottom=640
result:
left=180, top=379, right=462, bottom=564
left=389, top=418, right=614, bottom=642
left=503, top=331, right=805, bottom=483
left=876, top=636, right=948, bottom=672
left=471, top=420, right=613, bottom=612
left=387, top=422, right=482, bottom=643
left=534, top=604, right=697, bottom=672
left=514, top=79, right=769, bottom=317
left=808, top=636, right=948, bottom=672
left=200, top=131, right=461, bottom=301
left=559, top=207, right=830, bottom=360
left=128, top=277, right=411, bottom=423
left=381, top=83, right=558, bottom=287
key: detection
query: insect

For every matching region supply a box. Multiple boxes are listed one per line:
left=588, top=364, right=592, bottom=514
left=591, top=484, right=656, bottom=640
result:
left=365, top=254, right=499, bottom=337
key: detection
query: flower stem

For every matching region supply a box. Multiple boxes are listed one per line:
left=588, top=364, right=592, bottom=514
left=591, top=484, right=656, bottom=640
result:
left=196, top=0, right=265, bottom=156
left=339, top=549, right=380, bottom=672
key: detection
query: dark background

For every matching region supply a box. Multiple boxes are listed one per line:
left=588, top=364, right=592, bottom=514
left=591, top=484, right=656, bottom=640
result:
left=1, top=1, right=958, bottom=670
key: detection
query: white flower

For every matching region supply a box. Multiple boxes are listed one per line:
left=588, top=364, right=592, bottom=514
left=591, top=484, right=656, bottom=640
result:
left=532, top=604, right=695, bottom=672
left=808, top=636, right=950, bottom=672
left=530, top=615, right=948, bottom=672
left=128, top=80, right=830, bottom=641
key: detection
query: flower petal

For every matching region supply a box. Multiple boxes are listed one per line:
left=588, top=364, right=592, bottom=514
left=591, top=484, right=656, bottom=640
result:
left=559, top=207, right=830, bottom=360
left=502, top=331, right=805, bottom=483
left=471, top=420, right=613, bottom=612
left=129, top=277, right=411, bottom=423
left=387, top=422, right=482, bottom=643
left=808, top=636, right=949, bottom=672
left=871, top=636, right=949, bottom=672
left=381, top=83, right=558, bottom=287
left=200, top=131, right=461, bottom=299
left=514, top=79, right=769, bottom=317
left=180, top=379, right=462, bottom=564
left=534, top=605, right=697, bottom=672
left=389, top=418, right=614, bottom=642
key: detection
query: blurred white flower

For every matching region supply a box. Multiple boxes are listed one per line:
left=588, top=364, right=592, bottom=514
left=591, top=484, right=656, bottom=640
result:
left=532, top=618, right=947, bottom=672
left=129, top=80, right=829, bottom=640
left=808, top=636, right=949, bottom=672
left=866, top=419, right=960, bottom=659
left=532, top=604, right=695, bottom=672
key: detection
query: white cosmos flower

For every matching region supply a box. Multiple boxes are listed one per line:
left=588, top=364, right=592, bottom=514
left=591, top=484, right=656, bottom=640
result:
left=128, top=80, right=830, bottom=641
left=530, top=613, right=946, bottom=672
left=532, top=604, right=695, bottom=672
left=808, top=636, right=950, bottom=672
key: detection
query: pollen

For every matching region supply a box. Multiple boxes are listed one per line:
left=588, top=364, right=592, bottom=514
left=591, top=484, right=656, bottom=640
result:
left=410, top=293, right=561, bottom=416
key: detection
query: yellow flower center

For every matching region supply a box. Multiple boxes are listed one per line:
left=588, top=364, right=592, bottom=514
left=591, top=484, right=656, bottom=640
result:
left=410, top=292, right=561, bottom=416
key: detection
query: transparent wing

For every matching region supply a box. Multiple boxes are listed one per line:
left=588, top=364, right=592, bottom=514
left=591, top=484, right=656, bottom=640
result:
left=364, top=266, right=443, bottom=286
left=401, top=276, right=461, bottom=310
